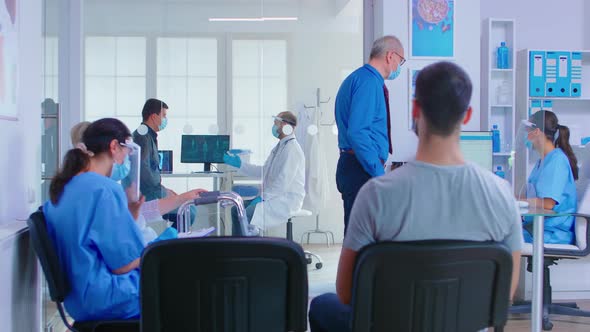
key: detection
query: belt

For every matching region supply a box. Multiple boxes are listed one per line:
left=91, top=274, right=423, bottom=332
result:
left=340, top=149, right=385, bottom=165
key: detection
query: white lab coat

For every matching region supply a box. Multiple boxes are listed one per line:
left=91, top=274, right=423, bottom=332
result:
left=238, top=134, right=306, bottom=229
left=296, top=105, right=331, bottom=214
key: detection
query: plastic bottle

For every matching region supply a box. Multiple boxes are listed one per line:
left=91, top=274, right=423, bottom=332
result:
left=494, top=166, right=505, bottom=179
left=497, top=42, right=509, bottom=69
left=492, top=125, right=501, bottom=153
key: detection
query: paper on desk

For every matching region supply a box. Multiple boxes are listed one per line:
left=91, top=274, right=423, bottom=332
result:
left=177, top=227, right=216, bottom=238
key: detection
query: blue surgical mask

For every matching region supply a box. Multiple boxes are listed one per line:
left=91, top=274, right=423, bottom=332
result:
left=272, top=125, right=280, bottom=138
left=158, top=117, right=168, bottom=131
left=387, top=65, right=401, bottom=80
left=111, top=155, right=131, bottom=181
left=525, top=139, right=533, bottom=150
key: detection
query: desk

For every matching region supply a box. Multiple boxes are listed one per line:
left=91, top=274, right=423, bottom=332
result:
left=521, top=208, right=569, bottom=332
left=161, top=172, right=227, bottom=235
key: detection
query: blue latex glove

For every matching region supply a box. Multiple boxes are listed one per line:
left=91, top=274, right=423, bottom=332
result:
left=149, top=227, right=178, bottom=244
left=224, top=152, right=241, bottom=168
left=250, top=196, right=263, bottom=206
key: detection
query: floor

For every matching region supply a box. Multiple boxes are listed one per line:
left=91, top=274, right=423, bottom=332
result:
left=303, top=243, right=590, bottom=332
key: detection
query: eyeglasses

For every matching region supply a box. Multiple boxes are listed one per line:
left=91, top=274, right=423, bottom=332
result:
left=392, top=51, right=406, bottom=67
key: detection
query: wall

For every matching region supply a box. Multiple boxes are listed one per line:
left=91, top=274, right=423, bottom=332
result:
left=0, top=0, right=43, bottom=330
left=377, top=0, right=482, bottom=161
left=585, top=1, right=590, bottom=49
left=480, top=0, right=586, bottom=50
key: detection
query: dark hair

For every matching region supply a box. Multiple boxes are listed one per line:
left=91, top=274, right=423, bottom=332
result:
left=141, top=98, right=168, bottom=122
left=415, top=62, right=472, bottom=136
left=530, top=110, right=578, bottom=180
left=49, top=118, right=131, bottom=204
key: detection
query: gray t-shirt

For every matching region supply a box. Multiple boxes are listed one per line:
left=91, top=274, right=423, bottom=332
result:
left=344, top=161, right=523, bottom=252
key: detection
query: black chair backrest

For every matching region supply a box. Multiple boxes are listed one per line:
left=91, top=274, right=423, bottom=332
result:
left=27, top=210, right=70, bottom=303
left=140, top=237, right=308, bottom=332
left=351, top=241, right=513, bottom=332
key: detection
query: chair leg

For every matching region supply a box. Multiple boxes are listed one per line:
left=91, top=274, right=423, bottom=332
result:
left=286, top=220, right=293, bottom=241
left=305, top=251, right=323, bottom=270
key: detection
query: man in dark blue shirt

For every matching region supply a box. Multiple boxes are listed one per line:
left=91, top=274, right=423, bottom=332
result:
left=335, top=35, right=405, bottom=235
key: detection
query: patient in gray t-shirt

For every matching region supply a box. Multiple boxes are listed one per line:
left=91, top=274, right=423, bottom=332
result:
left=344, top=160, right=523, bottom=253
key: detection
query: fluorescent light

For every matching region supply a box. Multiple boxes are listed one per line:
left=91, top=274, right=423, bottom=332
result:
left=209, top=16, right=298, bottom=22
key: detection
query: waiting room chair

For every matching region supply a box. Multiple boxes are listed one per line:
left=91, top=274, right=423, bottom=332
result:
left=510, top=213, right=590, bottom=330
left=351, top=241, right=513, bottom=332
left=140, top=237, right=308, bottom=332
left=288, top=209, right=324, bottom=269
left=27, top=210, right=139, bottom=332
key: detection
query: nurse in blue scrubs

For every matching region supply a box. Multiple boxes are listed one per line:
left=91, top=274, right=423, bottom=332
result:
left=44, top=118, right=145, bottom=321
left=524, top=110, right=579, bottom=244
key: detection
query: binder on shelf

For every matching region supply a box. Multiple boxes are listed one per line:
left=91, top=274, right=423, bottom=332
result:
left=530, top=99, right=542, bottom=115
left=571, top=52, right=582, bottom=97
left=542, top=100, right=553, bottom=113
left=529, top=51, right=546, bottom=97
left=556, top=51, right=571, bottom=97
left=545, top=51, right=559, bottom=97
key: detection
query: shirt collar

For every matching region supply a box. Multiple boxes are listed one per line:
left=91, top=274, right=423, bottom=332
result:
left=364, top=64, right=385, bottom=83
left=142, top=123, right=158, bottom=139
left=279, top=134, right=295, bottom=144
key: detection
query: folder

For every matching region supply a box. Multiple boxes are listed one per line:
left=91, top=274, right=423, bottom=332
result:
left=571, top=52, right=582, bottom=97
left=542, top=100, right=553, bottom=113
left=556, top=51, right=571, bottom=97
left=530, top=100, right=542, bottom=116
left=545, top=51, right=559, bottom=97
left=529, top=51, right=546, bottom=97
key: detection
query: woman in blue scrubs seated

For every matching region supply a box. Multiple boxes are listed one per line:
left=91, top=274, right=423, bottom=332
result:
left=44, top=118, right=145, bottom=321
left=524, top=110, right=578, bottom=244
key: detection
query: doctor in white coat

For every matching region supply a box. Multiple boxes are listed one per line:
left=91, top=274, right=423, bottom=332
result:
left=225, top=111, right=306, bottom=235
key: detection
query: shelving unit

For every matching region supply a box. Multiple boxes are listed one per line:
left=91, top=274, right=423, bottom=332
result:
left=481, top=18, right=516, bottom=185
left=515, top=49, right=590, bottom=195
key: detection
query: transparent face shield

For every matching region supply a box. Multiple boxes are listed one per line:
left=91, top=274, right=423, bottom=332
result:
left=515, top=112, right=547, bottom=210
left=121, top=139, right=142, bottom=202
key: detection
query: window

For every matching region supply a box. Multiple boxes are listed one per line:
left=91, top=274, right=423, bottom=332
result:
left=85, top=36, right=146, bottom=130
left=232, top=39, right=287, bottom=165
left=156, top=38, right=218, bottom=172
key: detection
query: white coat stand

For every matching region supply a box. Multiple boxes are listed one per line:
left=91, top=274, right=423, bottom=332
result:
left=300, top=88, right=335, bottom=247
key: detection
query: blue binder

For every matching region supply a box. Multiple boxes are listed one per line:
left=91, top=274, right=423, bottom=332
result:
left=530, top=99, right=542, bottom=116
left=529, top=51, right=546, bottom=97
left=555, top=51, right=571, bottom=97
left=545, top=51, right=559, bottom=97
left=571, top=52, right=582, bottom=97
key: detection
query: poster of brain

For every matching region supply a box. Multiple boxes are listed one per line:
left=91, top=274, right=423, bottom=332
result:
left=0, top=0, right=17, bottom=119
left=410, top=0, right=454, bottom=58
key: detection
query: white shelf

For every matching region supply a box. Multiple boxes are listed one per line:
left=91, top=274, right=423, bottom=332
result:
left=493, top=152, right=512, bottom=157
left=492, top=68, right=513, bottom=72
left=491, top=105, right=513, bottom=108
left=528, top=97, right=590, bottom=101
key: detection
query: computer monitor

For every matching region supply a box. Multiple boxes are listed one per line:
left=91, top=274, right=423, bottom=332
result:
left=158, top=150, right=173, bottom=174
left=181, top=135, right=230, bottom=172
left=460, top=131, right=493, bottom=171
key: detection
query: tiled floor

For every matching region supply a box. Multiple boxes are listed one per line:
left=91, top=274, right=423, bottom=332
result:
left=303, top=243, right=590, bottom=332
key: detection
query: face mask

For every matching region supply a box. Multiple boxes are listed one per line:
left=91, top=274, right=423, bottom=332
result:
left=412, top=118, right=419, bottom=136
left=387, top=65, right=401, bottom=80
left=272, top=125, right=280, bottom=138
left=111, top=154, right=131, bottom=181
left=525, top=140, right=533, bottom=150
left=158, top=117, right=168, bottom=131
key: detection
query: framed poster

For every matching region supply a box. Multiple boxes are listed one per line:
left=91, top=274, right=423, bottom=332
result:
left=410, top=0, right=454, bottom=59
left=408, top=68, right=421, bottom=130
left=0, top=0, right=18, bottom=120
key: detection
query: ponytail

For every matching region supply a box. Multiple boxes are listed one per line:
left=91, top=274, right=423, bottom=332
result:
left=49, top=149, right=90, bottom=204
left=555, top=124, right=579, bottom=180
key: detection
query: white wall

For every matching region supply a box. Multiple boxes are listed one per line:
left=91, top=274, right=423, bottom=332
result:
left=585, top=2, right=590, bottom=49
left=481, top=0, right=586, bottom=51
left=0, top=0, right=43, bottom=330
left=377, top=0, right=481, bottom=161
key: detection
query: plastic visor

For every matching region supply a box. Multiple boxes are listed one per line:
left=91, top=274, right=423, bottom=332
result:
left=121, top=140, right=142, bottom=202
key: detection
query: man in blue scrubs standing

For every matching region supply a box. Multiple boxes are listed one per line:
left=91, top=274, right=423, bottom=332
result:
left=335, top=35, right=405, bottom=235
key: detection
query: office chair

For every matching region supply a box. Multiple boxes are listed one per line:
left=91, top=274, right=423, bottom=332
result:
left=510, top=213, right=590, bottom=330
left=140, top=237, right=308, bottom=332
left=288, top=209, right=324, bottom=269
left=27, top=210, right=139, bottom=332
left=351, top=241, right=513, bottom=332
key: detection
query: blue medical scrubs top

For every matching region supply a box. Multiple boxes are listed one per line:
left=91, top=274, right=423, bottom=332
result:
left=335, top=64, right=389, bottom=177
left=43, top=172, right=145, bottom=321
left=526, top=148, right=577, bottom=244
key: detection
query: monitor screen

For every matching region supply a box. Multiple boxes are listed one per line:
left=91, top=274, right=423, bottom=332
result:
left=460, top=131, right=493, bottom=171
left=158, top=150, right=173, bottom=174
left=181, top=135, right=230, bottom=164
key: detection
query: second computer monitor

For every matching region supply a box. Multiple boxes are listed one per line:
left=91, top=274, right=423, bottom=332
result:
left=181, top=135, right=230, bottom=171
left=460, top=131, right=493, bottom=172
